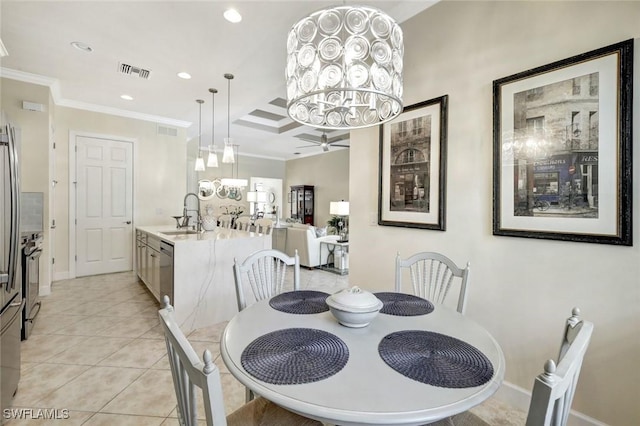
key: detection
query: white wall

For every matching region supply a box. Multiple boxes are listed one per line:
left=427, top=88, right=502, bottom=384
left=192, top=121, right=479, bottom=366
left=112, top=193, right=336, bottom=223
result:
left=349, top=1, right=640, bottom=424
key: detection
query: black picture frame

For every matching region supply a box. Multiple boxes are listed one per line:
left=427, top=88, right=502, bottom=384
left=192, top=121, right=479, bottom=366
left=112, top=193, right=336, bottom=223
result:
left=493, top=39, right=633, bottom=245
left=378, top=95, right=448, bottom=230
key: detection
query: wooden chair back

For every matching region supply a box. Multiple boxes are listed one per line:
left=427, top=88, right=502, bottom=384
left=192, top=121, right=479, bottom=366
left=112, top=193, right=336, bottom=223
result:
left=158, top=296, right=227, bottom=426
left=218, top=214, right=233, bottom=229
left=235, top=216, right=252, bottom=231
left=395, top=251, right=470, bottom=314
left=526, top=308, right=594, bottom=426
left=254, top=218, right=273, bottom=235
left=233, top=249, right=300, bottom=311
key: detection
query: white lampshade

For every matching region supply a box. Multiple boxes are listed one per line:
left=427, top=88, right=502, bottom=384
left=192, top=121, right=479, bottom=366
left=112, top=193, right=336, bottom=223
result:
left=286, top=5, right=403, bottom=130
left=194, top=156, right=205, bottom=172
left=330, top=201, right=349, bottom=216
left=222, top=138, right=235, bottom=163
left=207, top=148, right=219, bottom=168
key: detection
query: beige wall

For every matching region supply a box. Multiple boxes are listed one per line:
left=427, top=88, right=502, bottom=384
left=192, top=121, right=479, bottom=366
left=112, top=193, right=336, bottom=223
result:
left=1, top=78, right=52, bottom=291
left=53, top=107, right=188, bottom=278
left=285, top=149, right=349, bottom=228
left=349, top=1, right=640, bottom=424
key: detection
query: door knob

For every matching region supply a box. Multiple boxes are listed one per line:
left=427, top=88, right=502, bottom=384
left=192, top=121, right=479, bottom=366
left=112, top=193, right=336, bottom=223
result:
left=125, top=221, right=132, bottom=224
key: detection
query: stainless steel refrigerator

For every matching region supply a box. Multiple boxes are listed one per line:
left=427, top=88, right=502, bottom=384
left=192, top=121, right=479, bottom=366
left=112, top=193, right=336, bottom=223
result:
left=0, top=117, right=23, bottom=421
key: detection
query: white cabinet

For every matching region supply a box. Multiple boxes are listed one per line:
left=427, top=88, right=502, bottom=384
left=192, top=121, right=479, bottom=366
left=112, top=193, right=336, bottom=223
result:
left=136, top=229, right=161, bottom=301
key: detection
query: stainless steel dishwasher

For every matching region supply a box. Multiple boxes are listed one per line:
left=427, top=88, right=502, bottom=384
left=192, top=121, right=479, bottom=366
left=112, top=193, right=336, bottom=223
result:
left=159, top=240, right=174, bottom=303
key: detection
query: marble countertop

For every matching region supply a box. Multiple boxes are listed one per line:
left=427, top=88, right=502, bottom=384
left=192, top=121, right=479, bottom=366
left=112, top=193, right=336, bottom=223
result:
left=137, top=225, right=264, bottom=245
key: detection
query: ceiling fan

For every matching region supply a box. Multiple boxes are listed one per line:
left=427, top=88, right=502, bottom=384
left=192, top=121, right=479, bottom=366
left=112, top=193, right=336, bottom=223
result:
left=296, top=132, right=350, bottom=152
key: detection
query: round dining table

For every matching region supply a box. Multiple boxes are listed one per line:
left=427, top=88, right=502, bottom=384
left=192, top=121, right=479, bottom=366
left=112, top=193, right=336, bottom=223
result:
left=220, top=291, right=505, bottom=426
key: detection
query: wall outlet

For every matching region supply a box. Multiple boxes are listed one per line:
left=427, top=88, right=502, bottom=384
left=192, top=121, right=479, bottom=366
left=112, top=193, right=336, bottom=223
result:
left=155, top=208, right=164, bottom=216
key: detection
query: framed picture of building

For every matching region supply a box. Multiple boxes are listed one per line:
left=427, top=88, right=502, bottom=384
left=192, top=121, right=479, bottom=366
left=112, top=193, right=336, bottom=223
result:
left=378, top=95, right=448, bottom=230
left=493, top=39, right=633, bottom=245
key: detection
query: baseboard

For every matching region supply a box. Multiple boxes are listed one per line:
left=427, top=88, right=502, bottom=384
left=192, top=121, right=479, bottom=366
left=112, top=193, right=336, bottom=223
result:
left=496, top=381, right=609, bottom=426
left=53, top=271, right=70, bottom=282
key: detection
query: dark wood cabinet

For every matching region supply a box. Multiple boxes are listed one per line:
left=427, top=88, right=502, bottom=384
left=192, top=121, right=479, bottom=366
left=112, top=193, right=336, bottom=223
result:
left=290, top=185, right=314, bottom=225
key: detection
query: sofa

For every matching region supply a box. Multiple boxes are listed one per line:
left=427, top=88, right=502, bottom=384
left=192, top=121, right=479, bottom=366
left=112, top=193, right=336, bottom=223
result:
left=284, top=223, right=340, bottom=268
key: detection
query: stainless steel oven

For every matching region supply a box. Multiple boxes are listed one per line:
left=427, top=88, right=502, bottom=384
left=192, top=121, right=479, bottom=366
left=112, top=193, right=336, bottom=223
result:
left=21, top=232, right=42, bottom=340
left=20, top=192, right=43, bottom=341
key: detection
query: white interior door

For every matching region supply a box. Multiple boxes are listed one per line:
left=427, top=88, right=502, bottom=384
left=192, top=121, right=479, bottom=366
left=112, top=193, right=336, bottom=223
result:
left=75, top=135, right=133, bottom=277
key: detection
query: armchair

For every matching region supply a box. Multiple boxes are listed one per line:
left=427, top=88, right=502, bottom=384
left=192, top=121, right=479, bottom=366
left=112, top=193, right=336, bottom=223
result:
left=284, top=224, right=339, bottom=268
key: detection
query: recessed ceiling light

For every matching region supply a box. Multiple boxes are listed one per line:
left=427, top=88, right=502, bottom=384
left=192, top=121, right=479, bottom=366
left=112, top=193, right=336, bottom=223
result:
left=70, top=41, right=93, bottom=53
left=120, top=94, right=133, bottom=101
left=177, top=72, right=192, bottom=80
left=224, top=8, right=242, bottom=23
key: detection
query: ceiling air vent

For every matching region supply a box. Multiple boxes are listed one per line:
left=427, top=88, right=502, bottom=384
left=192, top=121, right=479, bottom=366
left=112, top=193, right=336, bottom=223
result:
left=118, top=62, right=151, bottom=79
left=157, top=125, right=178, bottom=137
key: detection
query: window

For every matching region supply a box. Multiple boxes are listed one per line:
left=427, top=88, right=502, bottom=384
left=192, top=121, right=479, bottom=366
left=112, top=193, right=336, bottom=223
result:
left=589, top=72, right=599, bottom=96
left=572, top=78, right=581, bottom=95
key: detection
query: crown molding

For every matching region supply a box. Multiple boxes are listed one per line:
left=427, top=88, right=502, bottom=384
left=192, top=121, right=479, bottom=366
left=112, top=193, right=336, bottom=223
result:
left=1, top=67, right=191, bottom=128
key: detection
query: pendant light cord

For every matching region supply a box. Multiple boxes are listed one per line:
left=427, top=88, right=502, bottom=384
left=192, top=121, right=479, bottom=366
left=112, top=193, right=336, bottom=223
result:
left=224, top=73, right=235, bottom=175
left=197, top=99, right=204, bottom=157
left=209, top=88, right=217, bottom=151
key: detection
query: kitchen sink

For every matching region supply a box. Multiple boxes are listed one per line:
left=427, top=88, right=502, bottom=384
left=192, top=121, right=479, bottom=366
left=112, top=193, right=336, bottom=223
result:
left=160, top=230, right=199, bottom=236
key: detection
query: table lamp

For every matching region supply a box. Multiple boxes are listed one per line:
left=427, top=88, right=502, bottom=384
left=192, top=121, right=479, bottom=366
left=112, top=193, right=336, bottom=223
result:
left=330, top=201, right=349, bottom=242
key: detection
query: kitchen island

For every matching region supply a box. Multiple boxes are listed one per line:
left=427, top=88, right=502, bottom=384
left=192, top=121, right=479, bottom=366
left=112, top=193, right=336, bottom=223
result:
left=136, top=225, right=271, bottom=332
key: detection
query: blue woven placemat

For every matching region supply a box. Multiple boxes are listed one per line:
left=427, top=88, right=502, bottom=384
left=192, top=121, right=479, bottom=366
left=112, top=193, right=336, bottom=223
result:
left=269, top=290, right=330, bottom=314
left=375, top=292, right=435, bottom=316
left=241, top=328, right=349, bottom=385
left=378, top=330, right=494, bottom=388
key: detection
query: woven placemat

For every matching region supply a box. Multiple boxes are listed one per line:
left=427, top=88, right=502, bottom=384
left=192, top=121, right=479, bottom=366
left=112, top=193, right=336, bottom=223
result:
left=241, top=328, right=349, bottom=385
left=375, top=292, right=434, bottom=316
left=269, top=290, right=330, bottom=314
left=378, top=330, right=494, bottom=388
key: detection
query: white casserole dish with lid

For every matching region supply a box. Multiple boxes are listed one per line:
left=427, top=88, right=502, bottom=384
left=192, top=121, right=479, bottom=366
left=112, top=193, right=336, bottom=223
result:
left=326, top=286, right=383, bottom=313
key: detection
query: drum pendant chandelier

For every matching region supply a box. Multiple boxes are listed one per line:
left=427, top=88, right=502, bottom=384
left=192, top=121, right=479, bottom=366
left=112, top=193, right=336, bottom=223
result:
left=286, top=5, right=404, bottom=130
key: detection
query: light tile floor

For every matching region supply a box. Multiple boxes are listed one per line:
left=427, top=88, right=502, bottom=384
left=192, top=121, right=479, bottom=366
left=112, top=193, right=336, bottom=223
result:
left=8, top=269, right=525, bottom=425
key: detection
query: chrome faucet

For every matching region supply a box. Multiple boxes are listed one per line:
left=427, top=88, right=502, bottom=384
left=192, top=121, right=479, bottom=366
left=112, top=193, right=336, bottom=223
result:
left=182, top=192, right=202, bottom=232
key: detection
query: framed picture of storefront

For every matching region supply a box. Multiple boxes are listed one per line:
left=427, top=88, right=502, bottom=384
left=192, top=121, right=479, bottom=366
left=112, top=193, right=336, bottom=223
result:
left=378, top=95, right=448, bottom=230
left=492, top=39, right=633, bottom=245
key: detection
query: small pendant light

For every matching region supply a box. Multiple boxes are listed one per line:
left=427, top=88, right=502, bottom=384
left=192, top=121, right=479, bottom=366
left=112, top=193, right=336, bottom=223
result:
left=207, top=88, right=219, bottom=168
left=222, top=73, right=235, bottom=164
left=194, top=99, right=205, bottom=171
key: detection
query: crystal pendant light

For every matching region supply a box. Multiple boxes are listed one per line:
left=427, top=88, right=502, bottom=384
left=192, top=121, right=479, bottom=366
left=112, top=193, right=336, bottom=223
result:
left=286, top=5, right=404, bottom=130
left=194, top=99, right=205, bottom=171
left=222, top=73, right=235, bottom=164
left=207, top=88, right=219, bottom=168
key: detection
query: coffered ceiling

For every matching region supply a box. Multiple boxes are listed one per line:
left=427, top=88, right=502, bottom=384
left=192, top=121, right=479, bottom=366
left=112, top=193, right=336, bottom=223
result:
left=0, top=1, right=436, bottom=160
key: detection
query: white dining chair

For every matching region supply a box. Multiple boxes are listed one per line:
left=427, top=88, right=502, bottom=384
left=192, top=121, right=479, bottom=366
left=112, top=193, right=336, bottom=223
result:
left=234, top=216, right=252, bottom=231
left=395, top=251, right=470, bottom=314
left=233, top=249, right=300, bottom=312
left=217, top=214, right=233, bottom=229
left=254, top=218, right=273, bottom=234
left=432, top=308, right=594, bottom=426
left=158, top=296, right=321, bottom=426
left=233, top=249, right=300, bottom=402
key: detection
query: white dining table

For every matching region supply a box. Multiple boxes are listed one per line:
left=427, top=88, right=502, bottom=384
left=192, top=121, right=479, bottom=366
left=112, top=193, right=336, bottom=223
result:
left=220, top=291, right=505, bottom=426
